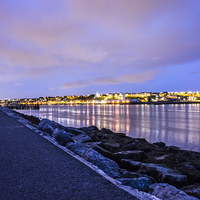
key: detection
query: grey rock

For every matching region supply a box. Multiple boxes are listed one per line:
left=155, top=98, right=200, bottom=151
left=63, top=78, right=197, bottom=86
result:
left=121, top=143, right=136, bottom=150
left=181, top=185, right=200, bottom=199
left=119, top=169, right=142, bottom=178
left=90, top=133, right=100, bottom=142
left=52, top=128, right=60, bottom=138
left=100, top=142, right=120, bottom=150
left=95, top=131, right=103, bottom=137
left=72, top=134, right=93, bottom=143
left=153, top=142, right=166, bottom=148
left=66, top=143, right=90, bottom=157
left=82, top=148, right=120, bottom=178
left=117, top=177, right=153, bottom=191
left=149, top=183, right=198, bottom=200
left=55, top=129, right=74, bottom=146
left=101, top=128, right=113, bottom=134
left=38, top=119, right=86, bottom=136
left=120, top=159, right=141, bottom=171
left=114, top=150, right=147, bottom=161
left=139, top=163, right=188, bottom=188
left=38, top=119, right=61, bottom=135
left=38, top=119, right=51, bottom=129
left=114, top=133, right=126, bottom=137
left=79, top=126, right=99, bottom=133
left=90, top=143, right=115, bottom=160
left=41, top=122, right=57, bottom=136
left=62, top=127, right=86, bottom=136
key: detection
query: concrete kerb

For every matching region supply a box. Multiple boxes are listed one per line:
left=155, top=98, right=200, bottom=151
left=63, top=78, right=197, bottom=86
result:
left=1, top=107, right=160, bottom=200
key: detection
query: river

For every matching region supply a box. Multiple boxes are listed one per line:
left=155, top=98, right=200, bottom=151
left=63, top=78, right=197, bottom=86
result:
left=17, top=104, right=200, bottom=152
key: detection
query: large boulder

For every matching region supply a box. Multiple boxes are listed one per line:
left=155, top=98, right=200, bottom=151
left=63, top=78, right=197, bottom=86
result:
left=149, top=183, right=198, bottom=200
left=38, top=119, right=58, bottom=135
left=121, top=143, right=136, bottom=150
left=38, top=119, right=86, bottom=136
left=101, top=128, right=113, bottom=134
left=55, top=129, right=74, bottom=146
left=181, top=185, right=200, bottom=199
left=175, top=162, right=200, bottom=184
left=66, top=143, right=90, bottom=157
left=72, top=134, right=93, bottom=143
left=90, top=143, right=115, bottom=160
left=139, top=163, right=188, bottom=188
left=114, top=150, right=147, bottom=161
left=82, top=148, right=120, bottom=178
left=99, top=142, right=120, bottom=151
left=117, top=177, right=153, bottom=191
left=119, top=159, right=141, bottom=171
left=79, top=126, right=99, bottom=133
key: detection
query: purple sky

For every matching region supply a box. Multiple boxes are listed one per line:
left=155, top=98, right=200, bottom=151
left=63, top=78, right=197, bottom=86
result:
left=0, top=0, right=200, bottom=99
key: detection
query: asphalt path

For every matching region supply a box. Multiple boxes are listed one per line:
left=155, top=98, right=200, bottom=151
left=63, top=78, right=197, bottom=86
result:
left=0, top=110, right=138, bottom=200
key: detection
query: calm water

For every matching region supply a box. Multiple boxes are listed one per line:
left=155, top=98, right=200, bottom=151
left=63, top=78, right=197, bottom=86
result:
left=18, top=104, right=200, bottom=152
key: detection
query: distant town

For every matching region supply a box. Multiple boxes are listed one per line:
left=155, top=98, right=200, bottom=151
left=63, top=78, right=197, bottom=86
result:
left=1, top=91, right=200, bottom=109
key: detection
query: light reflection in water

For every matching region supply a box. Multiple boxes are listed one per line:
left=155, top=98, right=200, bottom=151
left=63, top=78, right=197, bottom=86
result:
left=18, top=104, right=200, bottom=152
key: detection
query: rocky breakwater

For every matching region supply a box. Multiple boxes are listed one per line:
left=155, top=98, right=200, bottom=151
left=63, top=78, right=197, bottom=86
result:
left=38, top=118, right=200, bottom=199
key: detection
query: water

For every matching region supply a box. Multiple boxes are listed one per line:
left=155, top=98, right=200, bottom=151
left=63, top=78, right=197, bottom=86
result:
left=17, top=104, right=200, bottom=152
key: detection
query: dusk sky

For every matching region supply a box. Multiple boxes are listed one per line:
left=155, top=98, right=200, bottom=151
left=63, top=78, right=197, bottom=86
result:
left=0, top=0, right=200, bottom=99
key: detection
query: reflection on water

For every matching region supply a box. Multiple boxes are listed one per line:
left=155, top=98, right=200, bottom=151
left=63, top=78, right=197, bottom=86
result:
left=18, top=104, right=200, bottom=152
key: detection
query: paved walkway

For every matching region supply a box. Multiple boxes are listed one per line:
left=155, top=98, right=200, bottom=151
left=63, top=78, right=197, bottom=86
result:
left=0, top=110, right=138, bottom=200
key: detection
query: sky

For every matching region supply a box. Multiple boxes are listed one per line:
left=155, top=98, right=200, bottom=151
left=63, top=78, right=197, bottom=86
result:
left=0, top=0, right=200, bottom=99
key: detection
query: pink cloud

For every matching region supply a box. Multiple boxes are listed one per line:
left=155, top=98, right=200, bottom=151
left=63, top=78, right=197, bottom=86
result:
left=61, top=70, right=159, bottom=89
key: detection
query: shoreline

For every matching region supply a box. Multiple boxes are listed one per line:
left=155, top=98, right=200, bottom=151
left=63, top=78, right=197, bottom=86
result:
left=3, top=100, right=200, bottom=110
left=11, top=107, right=200, bottom=199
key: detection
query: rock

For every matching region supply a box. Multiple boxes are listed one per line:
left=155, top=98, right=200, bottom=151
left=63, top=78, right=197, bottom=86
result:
left=100, top=142, right=121, bottom=151
left=119, top=159, right=141, bottom=171
left=114, top=150, right=147, bottom=161
left=72, top=134, right=93, bottom=143
left=149, top=183, right=198, bottom=200
left=101, top=128, right=113, bottom=134
left=175, top=162, right=200, bottom=184
left=164, top=146, right=180, bottom=153
left=63, top=127, right=86, bottom=136
left=66, top=143, right=90, bottom=157
left=52, top=128, right=60, bottom=138
left=95, top=131, right=103, bottom=137
left=114, top=133, right=126, bottom=137
left=82, top=148, right=120, bottom=178
left=38, top=119, right=53, bottom=129
left=117, top=177, right=153, bottom=191
left=135, top=143, right=155, bottom=152
left=181, top=184, right=200, bottom=199
left=139, top=163, right=188, bottom=188
left=55, top=129, right=74, bottom=146
left=119, top=169, right=141, bottom=178
left=121, top=143, right=136, bottom=150
left=38, top=119, right=86, bottom=136
left=153, top=142, right=166, bottom=148
left=38, top=119, right=58, bottom=135
left=90, top=133, right=100, bottom=142
left=90, top=143, right=115, bottom=160
left=79, top=126, right=99, bottom=133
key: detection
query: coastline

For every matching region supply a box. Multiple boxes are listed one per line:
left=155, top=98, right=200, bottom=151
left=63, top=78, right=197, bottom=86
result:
left=7, top=107, right=200, bottom=199
left=3, top=100, right=200, bottom=110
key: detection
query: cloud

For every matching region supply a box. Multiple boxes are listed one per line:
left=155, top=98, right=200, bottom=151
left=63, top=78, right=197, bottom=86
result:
left=61, top=80, right=91, bottom=89
left=48, top=87, right=56, bottom=91
left=0, top=0, right=200, bottom=97
left=14, top=83, right=24, bottom=86
left=190, top=71, right=198, bottom=75
left=61, top=70, right=159, bottom=89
